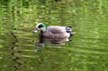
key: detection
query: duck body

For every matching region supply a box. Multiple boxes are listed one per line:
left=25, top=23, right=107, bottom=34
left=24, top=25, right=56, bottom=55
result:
left=34, top=23, right=75, bottom=44
left=44, top=26, right=71, bottom=43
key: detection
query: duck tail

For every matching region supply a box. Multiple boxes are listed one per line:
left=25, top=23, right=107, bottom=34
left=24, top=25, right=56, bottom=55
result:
left=65, top=26, right=76, bottom=41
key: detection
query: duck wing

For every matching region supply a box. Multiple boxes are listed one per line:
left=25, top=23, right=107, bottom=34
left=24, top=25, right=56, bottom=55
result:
left=47, top=26, right=66, bottom=34
left=43, top=32, right=68, bottom=44
left=43, top=31, right=68, bottom=39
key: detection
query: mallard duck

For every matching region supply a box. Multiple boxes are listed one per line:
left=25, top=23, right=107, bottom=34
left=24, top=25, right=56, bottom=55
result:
left=33, top=23, right=75, bottom=44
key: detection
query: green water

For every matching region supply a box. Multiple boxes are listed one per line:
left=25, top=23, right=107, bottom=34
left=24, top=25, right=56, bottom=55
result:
left=0, top=0, right=108, bottom=71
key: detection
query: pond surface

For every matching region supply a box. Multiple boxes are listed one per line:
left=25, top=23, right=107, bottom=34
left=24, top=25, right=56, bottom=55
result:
left=0, top=0, right=108, bottom=71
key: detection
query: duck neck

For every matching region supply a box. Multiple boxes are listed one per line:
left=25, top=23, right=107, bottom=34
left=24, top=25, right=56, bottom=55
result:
left=39, top=31, right=44, bottom=43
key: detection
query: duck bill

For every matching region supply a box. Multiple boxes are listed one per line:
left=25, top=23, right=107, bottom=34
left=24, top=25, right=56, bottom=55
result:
left=34, top=30, right=38, bottom=32
left=33, top=28, right=38, bottom=32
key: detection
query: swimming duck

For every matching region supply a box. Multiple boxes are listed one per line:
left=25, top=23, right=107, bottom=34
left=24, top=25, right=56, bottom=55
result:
left=33, top=23, right=75, bottom=44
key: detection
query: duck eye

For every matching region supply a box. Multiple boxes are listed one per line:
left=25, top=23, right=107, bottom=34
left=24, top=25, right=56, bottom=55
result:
left=38, top=25, right=43, bottom=28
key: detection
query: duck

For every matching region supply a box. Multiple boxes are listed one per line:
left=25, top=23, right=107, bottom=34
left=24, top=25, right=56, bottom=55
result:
left=33, top=23, right=75, bottom=45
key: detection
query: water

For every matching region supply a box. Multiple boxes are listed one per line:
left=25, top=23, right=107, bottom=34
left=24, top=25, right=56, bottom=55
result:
left=0, top=0, right=108, bottom=71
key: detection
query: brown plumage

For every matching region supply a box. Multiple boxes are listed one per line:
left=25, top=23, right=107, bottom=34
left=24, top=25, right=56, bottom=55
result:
left=42, top=30, right=68, bottom=44
left=34, top=23, right=74, bottom=44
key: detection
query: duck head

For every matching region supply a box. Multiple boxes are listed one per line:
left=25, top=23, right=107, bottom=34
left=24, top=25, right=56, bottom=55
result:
left=33, top=23, right=46, bottom=44
left=34, top=23, right=46, bottom=32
